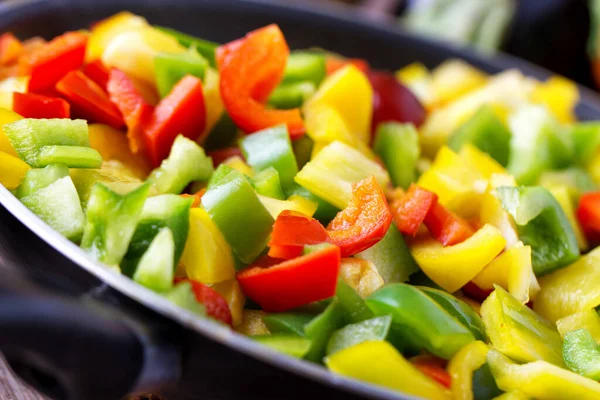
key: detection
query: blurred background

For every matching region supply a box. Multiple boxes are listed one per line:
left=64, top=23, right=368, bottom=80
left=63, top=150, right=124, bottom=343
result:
left=325, top=0, right=600, bottom=89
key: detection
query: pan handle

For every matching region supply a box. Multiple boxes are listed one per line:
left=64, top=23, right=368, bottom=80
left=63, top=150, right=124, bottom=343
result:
left=0, top=268, right=181, bottom=400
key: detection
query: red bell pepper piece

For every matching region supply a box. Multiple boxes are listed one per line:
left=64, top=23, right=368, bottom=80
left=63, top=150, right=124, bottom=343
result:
left=56, top=70, right=124, bottom=129
left=0, top=33, right=23, bottom=65
left=325, top=55, right=370, bottom=76
left=207, top=147, right=245, bottom=167
left=411, top=356, right=451, bottom=388
left=19, top=31, right=87, bottom=92
left=268, top=210, right=329, bottom=259
left=424, top=202, right=475, bottom=246
left=83, top=59, right=110, bottom=90
left=107, top=68, right=154, bottom=154
left=390, top=184, right=438, bottom=236
left=217, top=24, right=305, bottom=138
left=13, top=92, right=70, bottom=119
left=189, top=280, right=233, bottom=326
left=237, top=245, right=341, bottom=312
left=462, top=282, right=493, bottom=303
left=143, top=75, right=206, bottom=166
left=576, top=191, right=600, bottom=242
left=368, top=71, right=426, bottom=134
left=327, top=176, right=393, bottom=257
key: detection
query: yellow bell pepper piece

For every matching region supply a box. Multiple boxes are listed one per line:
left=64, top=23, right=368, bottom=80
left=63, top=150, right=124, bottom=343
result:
left=487, top=349, right=600, bottom=400
left=459, top=144, right=506, bottom=179
left=0, top=107, right=22, bottom=157
left=547, top=185, right=588, bottom=251
left=257, top=194, right=317, bottom=219
left=492, top=391, right=531, bottom=400
left=310, top=140, right=328, bottom=160
left=448, top=340, right=489, bottom=400
left=395, top=62, right=435, bottom=110
left=200, top=68, right=224, bottom=139
left=472, top=242, right=539, bottom=304
left=587, top=147, right=600, bottom=186
left=88, top=123, right=152, bottom=179
left=0, top=77, right=29, bottom=111
left=325, top=341, right=451, bottom=400
left=235, top=310, right=269, bottom=336
left=431, top=59, right=487, bottom=108
left=223, top=155, right=254, bottom=177
left=531, top=76, right=579, bottom=124
left=534, top=247, right=600, bottom=323
left=209, top=279, right=245, bottom=327
left=102, top=26, right=186, bottom=84
left=339, top=258, right=384, bottom=298
left=556, top=309, right=600, bottom=343
left=0, top=151, right=30, bottom=189
left=480, top=187, right=519, bottom=249
left=419, top=70, right=535, bottom=158
left=86, top=11, right=149, bottom=62
left=303, top=65, right=373, bottom=145
left=180, top=208, right=236, bottom=284
left=411, top=224, right=506, bottom=293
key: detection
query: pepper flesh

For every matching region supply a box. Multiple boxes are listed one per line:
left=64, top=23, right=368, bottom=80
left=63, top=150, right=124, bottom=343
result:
left=448, top=341, right=489, bottom=400
left=390, top=184, right=438, bottom=236
left=373, top=122, right=420, bottom=189
left=12, top=92, right=70, bottom=119
left=563, top=328, right=600, bottom=380
left=557, top=309, right=600, bottom=342
left=268, top=210, right=328, bottom=260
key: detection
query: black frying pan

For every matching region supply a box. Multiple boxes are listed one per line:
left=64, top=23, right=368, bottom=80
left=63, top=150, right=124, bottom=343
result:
left=1, top=1, right=600, bottom=399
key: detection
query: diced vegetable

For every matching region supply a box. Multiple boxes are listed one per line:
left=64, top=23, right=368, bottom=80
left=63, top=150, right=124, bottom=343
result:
left=251, top=167, right=285, bottom=200
left=557, top=310, right=600, bottom=342
left=563, top=329, right=600, bottom=380
left=373, top=123, right=420, bottom=189
left=0, top=151, right=30, bottom=189
left=13, top=92, right=70, bottom=119
left=304, top=299, right=346, bottom=362
left=253, top=335, right=312, bottom=358
left=133, top=227, right=175, bottom=292
left=326, top=315, right=392, bottom=356
left=16, top=163, right=69, bottom=199
left=154, top=46, right=208, bottom=98
left=162, top=281, right=206, bottom=316
left=154, top=26, right=218, bottom=67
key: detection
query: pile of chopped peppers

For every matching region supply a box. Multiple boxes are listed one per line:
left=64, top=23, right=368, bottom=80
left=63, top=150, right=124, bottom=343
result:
left=4, top=12, right=600, bottom=399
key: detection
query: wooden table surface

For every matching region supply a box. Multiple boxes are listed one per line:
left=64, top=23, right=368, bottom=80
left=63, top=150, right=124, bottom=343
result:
left=0, top=355, right=47, bottom=400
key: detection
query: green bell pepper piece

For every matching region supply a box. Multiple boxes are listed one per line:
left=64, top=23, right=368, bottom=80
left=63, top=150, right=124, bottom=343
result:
left=4, top=119, right=101, bottom=168
left=251, top=167, right=285, bottom=200
left=473, top=363, right=503, bottom=400
left=154, top=26, right=218, bottom=67
left=481, top=285, right=564, bottom=366
left=81, top=183, right=150, bottom=266
left=253, top=335, right=312, bottom=358
left=207, top=164, right=236, bottom=189
left=268, top=81, right=316, bottom=109
left=366, top=283, right=475, bottom=359
left=507, top=105, right=573, bottom=185
left=448, top=105, right=511, bottom=166
left=373, top=122, right=420, bottom=189
left=148, top=135, right=213, bottom=195
left=201, top=169, right=274, bottom=264
left=336, top=279, right=374, bottom=323
left=563, top=328, right=600, bottom=380
left=419, top=286, right=487, bottom=341
left=203, top=113, right=238, bottom=151
left=154, top=46, right=208, bottom=98
left=326, top=315, right=392, bottom=356
left=239, top=124, right=298, bottom=192
left=570, top=122, right=600, bottom=166
left=133, top=227, right=175, bottom=292
left=285, top=183, right=339, bottom=224
left=16, top=164, right=69, bottom=199
left=283, top=52, right=326, bottom=86
left=356, top=222, right=419, bottom=284
left=538, top=167, right=596, bottom=201
left=20, top=176, right=85, bottom=242
left=162, top=281, right=206, bottom=315
left=304, top=299, right=346, bottom=363
left=292, top=134, right=313, bottom=170
left=122, top=194, right=192, bottom=275
left=263, top=313, right=314, bottom=336
left=496, top=185, right=580, bottom=275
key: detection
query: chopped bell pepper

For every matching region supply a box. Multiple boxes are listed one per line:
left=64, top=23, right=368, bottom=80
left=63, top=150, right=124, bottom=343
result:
left=335, top=278, right=375, bottom=323
left=0, top=151, right=30, bottom=189
left=326, top=315, right=391, bottom=356
left=534, top=247, right=600, bottom=323
left=424, top=202, right=475, bottom=246
left=303, top=299, right=346, bottom=362
left=154, top=46, right=208, bottom=98
left=263, top=313, right=313, bottom=336
left=189, top=279, right=233, bottom=325
left=180, top=207, right=235, bottom=284
left=295, top=140, right=390, bottom=210
left=154, top=26, right=218, bottom=67
left=85, top=11, right=149, bottom=62
left=20, top=176, right=85, bottom=242
left=479, top=188, right=520, bottom=248
left=430, top=59, right=487, bottom=107
left=0, top=107, right=22, bottom=156
left=339, top=258, right=384, bottom=299
left=82, top=59, right=110, bottom=90
left=410, top=356, right=451, bottom=389
left=0, top=33, right=23, bottom=65
left=0, top=76, right=28, bottom=111
left=236, top=310, right=269, bottom=335
left=12, top=92, right=70, bottom=119
left=15, top=163, right=69, bottom=199
left=390, top=184, right=438, bottom=236
left=448, top=105, right=511, bottom=167
left=540, top=168, right=596, bottom=201
left=325, top=340, right=452, bottom=400
left=447, top=340, right=489, bottom=400
left=282, top=52, right=326, bottom=86
left=217, top=25, right=304, bottom=137
left=268, top=210, right=328, bottom=260
left=162, top=281, right=206, bottom=316
left=223, top=155, right=253, bottom=177
left=209, top=279, right=244, bottom=327
left=55, top=70, right=124, bottom=129
left=147, top=135, right=213, bottom=194
left=410, top=224, right=506, bottom=293
left=496, top=185, right=580, bottom=275
left=548, top=186, right=588, bottom=251
left=143, top=75, right=206, bottom=166
left=258, top=194, right=317, bottom=220
left=571, top=122, right=600, bottom=166
left=563, top=328, right=600, bottom=380
left=199, top=67, right=225, bottom=139
left=557, top=309, right=600, bottom=342
left=531, top=76, right=579, bottom=124
left=81, top=183, right=150, bottom=266
left=373, top=122, right=420, bottom=189
left=285, top=183, right=340, bottom=225
left=251, top=167, right=285, bottom=200
left=239, top=124, right=298, bottom=191
left=237, top=244, right=340, bottom=312
left=253, top=335, right=312, bottom=358
left=291, top=134, right=312, bottom=170
left=133, top=227, right=175, bottom=292
left=577, top=191, right=600, bottom=242
left=268, top=81, right=316, bottom=109
left=4, top=118, right=102, bottom=168
left=19, top=31, right=87, bottom=92
left=481, top=286, right=564, bottom=366
left=487, top=348, right=600, bottom=399
left=367, top=283, right=475, bottom=359
left=472, top=362, right=504, bottom=400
